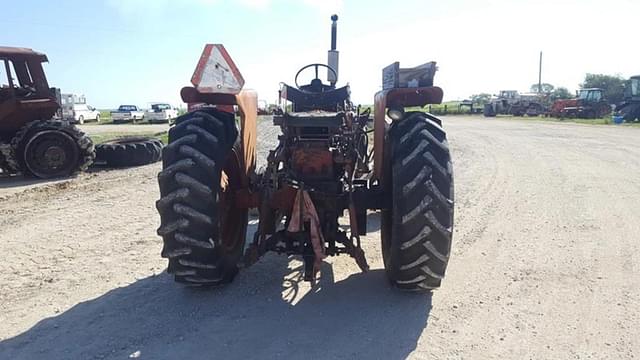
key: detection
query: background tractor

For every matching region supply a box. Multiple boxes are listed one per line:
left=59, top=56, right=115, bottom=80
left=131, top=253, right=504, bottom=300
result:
left=615, top=75, right=640, bottom=122
left=0, top=47, right=94, bottom=178
left=550, top=88, right=611, bottom=119
left=156, top=15, right=454, bottom=291
left=483, top=90, right=546, bottom=117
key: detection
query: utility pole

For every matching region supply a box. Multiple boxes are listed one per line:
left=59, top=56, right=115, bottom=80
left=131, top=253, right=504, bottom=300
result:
left=538, top=51, right=543, bottom=94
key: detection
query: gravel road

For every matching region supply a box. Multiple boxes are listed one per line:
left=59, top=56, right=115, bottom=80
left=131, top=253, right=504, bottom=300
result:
left=0, top=116, right=638, bottom=359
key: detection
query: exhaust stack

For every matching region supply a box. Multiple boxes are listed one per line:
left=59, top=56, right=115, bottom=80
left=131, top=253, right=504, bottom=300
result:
left=327, top=14, right=339, bottom=86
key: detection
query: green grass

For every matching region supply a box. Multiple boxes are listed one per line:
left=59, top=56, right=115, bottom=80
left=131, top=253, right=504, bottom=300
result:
left=359, top=101, right=476, bottom=116
left=98, top=110, right=113, bottom=124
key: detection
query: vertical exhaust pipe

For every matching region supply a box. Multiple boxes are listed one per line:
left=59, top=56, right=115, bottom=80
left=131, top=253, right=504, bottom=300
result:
left=330, top=14, right=338, bottom=51
left=327, top=14, right=339, bottom=86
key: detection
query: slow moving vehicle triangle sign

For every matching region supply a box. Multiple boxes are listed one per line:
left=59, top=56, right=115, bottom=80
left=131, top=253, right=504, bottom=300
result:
left=190, top=44, right=245, bottom=94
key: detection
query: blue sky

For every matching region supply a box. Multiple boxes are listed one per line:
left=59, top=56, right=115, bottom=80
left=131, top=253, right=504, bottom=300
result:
left=3, top=0, right=638, bottom=108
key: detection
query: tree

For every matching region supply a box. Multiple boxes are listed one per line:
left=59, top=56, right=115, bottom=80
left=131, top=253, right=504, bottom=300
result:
left=471, top=93, right=492, bottom=105
left=530, top=83, right=555, bottom=94
left=581, top=74, right=626, bottom=104
left=550, top=87, right=572, bottom=101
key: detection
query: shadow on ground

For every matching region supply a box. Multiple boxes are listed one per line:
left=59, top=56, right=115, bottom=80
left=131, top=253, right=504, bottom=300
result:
left=0, top=259, right=432, bottom=360
left=0, top=164, right=144, bottom=191
left=0, top=173, right=72, bottom=190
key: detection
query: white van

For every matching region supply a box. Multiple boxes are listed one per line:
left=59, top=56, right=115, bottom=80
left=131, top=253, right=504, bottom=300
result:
left=60, top=94, right=100, bottom=124
left=66, top=104, right=101, bottom=124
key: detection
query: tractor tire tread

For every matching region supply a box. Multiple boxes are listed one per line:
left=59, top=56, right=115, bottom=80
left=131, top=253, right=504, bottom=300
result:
left=96, top=137, right=162, bottom=167
left=384, top=112, right=454, bottom=291
left=156, top=109, right=240, bottom=286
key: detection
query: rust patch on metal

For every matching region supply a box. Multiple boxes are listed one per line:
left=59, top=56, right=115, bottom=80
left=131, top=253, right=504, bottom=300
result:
left=373, top=86, right=443, bottom=181
left=235, top=90, right=257, bottom=185
left=270, top=185, right=297, bottom=210
left=291, top=147, right=333, bottom=178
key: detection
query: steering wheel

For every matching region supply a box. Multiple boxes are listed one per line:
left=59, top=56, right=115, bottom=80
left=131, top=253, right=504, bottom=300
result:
left=294, top=63, right=337, bottom=90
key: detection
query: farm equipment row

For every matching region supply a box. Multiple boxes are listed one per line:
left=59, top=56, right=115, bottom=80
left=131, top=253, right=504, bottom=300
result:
left=483, top=88, right=612, bottom=119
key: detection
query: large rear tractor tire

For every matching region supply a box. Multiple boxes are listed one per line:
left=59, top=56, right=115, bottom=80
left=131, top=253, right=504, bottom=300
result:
left=619, top=103, right=640, bottom=122
left=11, top=120, right=95, bottom=179
left=0, top=143, right=12, bottom=173
left=483, top=103, right=496, bottom=117
left=156, top=109, right=247, bottom=286
left=95, top=137, right=163, bottom=167
left=381, top=112, right=454, bottom=291
left=596, top=103, right=612, bottom=119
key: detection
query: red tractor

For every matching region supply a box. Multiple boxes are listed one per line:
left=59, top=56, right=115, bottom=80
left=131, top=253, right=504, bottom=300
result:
left=156, top=15, right=454, bottom=291
left=0, top=47, right=94, bottom=178
left=550, top=88, right=611, bottom=119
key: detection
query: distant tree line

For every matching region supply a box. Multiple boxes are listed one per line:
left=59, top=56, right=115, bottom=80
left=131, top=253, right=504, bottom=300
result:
left=527, top=83, right=573, bottom=101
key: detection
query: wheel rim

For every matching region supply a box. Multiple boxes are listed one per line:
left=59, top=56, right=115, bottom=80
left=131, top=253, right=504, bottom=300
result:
left=24, top=130, right=79, bottom=178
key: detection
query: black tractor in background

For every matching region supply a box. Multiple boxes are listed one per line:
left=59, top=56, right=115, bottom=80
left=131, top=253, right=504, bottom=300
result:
left=616, top=75, right=640, bottom=122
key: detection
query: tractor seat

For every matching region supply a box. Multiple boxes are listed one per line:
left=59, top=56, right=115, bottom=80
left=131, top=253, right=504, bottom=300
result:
left=282, top=83, right=350, bottom=112
left=273, top=111, right=344, bottom=128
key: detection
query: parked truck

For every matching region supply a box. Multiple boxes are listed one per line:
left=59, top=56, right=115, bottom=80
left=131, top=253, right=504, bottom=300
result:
left=145, top=103, right=177, bottom=123
left=111, top=105, right=145, bottom=123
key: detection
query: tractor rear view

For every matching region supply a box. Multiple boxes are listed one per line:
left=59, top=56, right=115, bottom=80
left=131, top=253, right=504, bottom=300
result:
left=0, top=47, right=94, bottom=178
left=156, top=15, right=454, bottom=291
left=483, top=90, right=546, bottom=117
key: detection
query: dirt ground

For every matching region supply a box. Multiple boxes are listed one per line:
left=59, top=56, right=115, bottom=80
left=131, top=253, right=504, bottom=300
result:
left=0, top=116, right=639, bottom=359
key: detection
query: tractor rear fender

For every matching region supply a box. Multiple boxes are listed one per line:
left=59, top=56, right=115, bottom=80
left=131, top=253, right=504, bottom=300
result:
left=372, top=86, right=443, bottom=181
left=180, top=86, right=257, bottom=191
